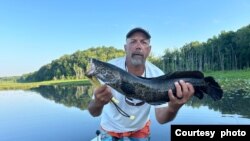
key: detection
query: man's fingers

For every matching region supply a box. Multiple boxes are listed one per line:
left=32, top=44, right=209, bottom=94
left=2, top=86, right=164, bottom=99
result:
left=179, top=80, right=188, bottom=95
left=187, top=83, right=195, bottom=94
left=94, top=85, right=113, bottom=105
left=186, top=83, right=195, bottom=96
left=94, top=85, right=107, bottom=93
left=174, top=81, right=183, bottom=99
left=168, top=89, right=176, bottom=101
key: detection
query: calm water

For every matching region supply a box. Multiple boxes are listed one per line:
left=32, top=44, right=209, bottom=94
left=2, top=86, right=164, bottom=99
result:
left=0, top=85, right=250, bottom=141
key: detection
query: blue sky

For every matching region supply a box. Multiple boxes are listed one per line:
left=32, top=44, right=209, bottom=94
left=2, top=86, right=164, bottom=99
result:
left=1, top=0, right=250, bottom=77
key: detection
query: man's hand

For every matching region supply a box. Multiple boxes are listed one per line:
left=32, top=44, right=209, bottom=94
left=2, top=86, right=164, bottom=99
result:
left=88, top=85, right=112, bottom=117
left=93, top=85, right=113, bottom=107
left=155, top=80, right=194, bottom=124
left=168, top=80, right=195, bottom=112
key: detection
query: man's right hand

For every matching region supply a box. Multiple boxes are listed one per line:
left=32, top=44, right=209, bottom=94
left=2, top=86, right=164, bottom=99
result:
left=93, top=85, right=113, bottom=107
left=88, top=85, right=112, bottom=117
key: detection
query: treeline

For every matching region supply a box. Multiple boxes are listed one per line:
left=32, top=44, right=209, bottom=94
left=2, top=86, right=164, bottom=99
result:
left=160, top=24, right=250, bottom=73
left=18, top=46, right=125, bottom=82
left=17, top=24, right=250, bottom=82
left=0, top=76, right=20, bottom=82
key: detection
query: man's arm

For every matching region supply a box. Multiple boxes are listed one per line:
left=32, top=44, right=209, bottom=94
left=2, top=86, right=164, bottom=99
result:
left=88, top=85, right=112, bottom=117
left=155, top=80, right=194, bottom=124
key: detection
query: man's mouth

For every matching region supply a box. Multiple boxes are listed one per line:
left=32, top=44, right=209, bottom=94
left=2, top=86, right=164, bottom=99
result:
left=132, top=53, right=144, bottom=57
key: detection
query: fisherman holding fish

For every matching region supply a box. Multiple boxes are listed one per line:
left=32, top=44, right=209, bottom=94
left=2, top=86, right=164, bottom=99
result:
left=88, top=27, right=195, bottom=141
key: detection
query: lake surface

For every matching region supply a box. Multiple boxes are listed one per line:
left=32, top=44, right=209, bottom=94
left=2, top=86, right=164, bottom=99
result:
left=0, top=85, right=250, bottom=141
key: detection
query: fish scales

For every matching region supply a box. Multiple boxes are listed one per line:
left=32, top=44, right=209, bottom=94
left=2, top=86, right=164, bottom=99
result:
left=86, top=58, right=223, bottom=105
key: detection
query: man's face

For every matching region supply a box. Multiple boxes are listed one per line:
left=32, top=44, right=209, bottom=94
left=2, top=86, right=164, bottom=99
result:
left=124, top=32, right=151, bottom=66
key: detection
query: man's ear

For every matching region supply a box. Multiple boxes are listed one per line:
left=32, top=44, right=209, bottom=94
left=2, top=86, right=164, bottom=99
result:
left=124, top=44, right=127, bottom=51
left=148, top=45, right=152, bottom=52
left=145, top=45, right=151, bottom=57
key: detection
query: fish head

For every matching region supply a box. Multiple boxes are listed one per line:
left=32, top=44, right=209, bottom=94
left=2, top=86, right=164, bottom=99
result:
left=86, top=58, right=96, bottom=76
left=85, top=58, right=101, bottom=87
left=86, top=58, right=121, bottom=86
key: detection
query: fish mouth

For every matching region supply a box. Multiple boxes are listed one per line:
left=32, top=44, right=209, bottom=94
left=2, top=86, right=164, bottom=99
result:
left=86, top=58, right=95, bottom=76
left=85, top=58, right=101, bottom=87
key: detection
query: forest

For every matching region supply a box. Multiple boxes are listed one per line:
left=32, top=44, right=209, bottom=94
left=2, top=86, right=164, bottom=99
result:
left=158, top=24, right=250, bottom=73
left=17, top=24, right=250, bottom=82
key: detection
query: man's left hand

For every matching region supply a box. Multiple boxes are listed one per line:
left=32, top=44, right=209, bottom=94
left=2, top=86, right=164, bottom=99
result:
left=168, top=80, right=195, bottom=111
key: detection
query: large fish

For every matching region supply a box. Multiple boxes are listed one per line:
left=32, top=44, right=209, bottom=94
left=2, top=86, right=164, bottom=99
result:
left=85, top=58, right=223, bottom=105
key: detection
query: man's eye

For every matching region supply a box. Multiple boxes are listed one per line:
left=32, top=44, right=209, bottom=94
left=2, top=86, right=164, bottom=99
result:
left=142, top=41, right=146, bottom=44
left=130, top=40, right=136, bottom=44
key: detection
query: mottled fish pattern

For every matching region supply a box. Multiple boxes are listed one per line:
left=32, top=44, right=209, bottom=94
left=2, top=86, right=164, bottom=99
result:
left=86, top=58, right=223, bottom=105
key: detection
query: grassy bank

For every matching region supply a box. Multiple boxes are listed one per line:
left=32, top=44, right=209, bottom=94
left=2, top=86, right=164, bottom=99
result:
left=1, top=70, right=249, bottom=90
left=0, top=79, right=90, bottom=90
left=204, top=70, right=250, bottom=79
left=205, top=70, right=250, bottom=93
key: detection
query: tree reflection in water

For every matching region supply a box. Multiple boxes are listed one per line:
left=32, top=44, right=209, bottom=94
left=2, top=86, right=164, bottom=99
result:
left=31, top=84, right=250, bottom=119
left=31, top=85, right=93, bottom=110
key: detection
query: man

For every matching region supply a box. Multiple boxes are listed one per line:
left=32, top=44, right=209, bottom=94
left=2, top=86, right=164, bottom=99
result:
left=88, top=27, right=194, bottom=141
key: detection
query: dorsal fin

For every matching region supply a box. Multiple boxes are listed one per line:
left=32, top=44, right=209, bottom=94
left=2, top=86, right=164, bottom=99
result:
left=137, top=71, right=204, bottom=80
left=167, top=71, right=204, bottom=79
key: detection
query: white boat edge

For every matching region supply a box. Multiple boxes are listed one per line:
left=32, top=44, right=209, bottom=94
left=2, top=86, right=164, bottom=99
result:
left=90, top=135, right=101, bottom=141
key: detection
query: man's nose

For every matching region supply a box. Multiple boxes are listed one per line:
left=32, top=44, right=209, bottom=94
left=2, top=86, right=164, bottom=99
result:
left=135, top=42, right=143, bottom=49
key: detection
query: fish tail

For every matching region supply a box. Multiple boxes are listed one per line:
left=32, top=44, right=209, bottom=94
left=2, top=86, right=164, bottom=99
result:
left=204, top=76, right=223, bottom=100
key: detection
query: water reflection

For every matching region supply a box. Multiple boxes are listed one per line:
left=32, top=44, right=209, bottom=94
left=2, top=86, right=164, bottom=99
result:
left=187, top=88, right=250, bottom=118
left=31, top=85, right=93, bottom=110
left=31, top=84, right=250, bottom=119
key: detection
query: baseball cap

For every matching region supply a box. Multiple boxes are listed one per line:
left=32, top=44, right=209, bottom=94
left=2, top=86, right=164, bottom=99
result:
left=126, top=27, right=151, bottom=39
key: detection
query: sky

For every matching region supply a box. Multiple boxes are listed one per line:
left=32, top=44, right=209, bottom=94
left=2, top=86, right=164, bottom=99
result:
left=0, top=0, right=250, bottom=77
